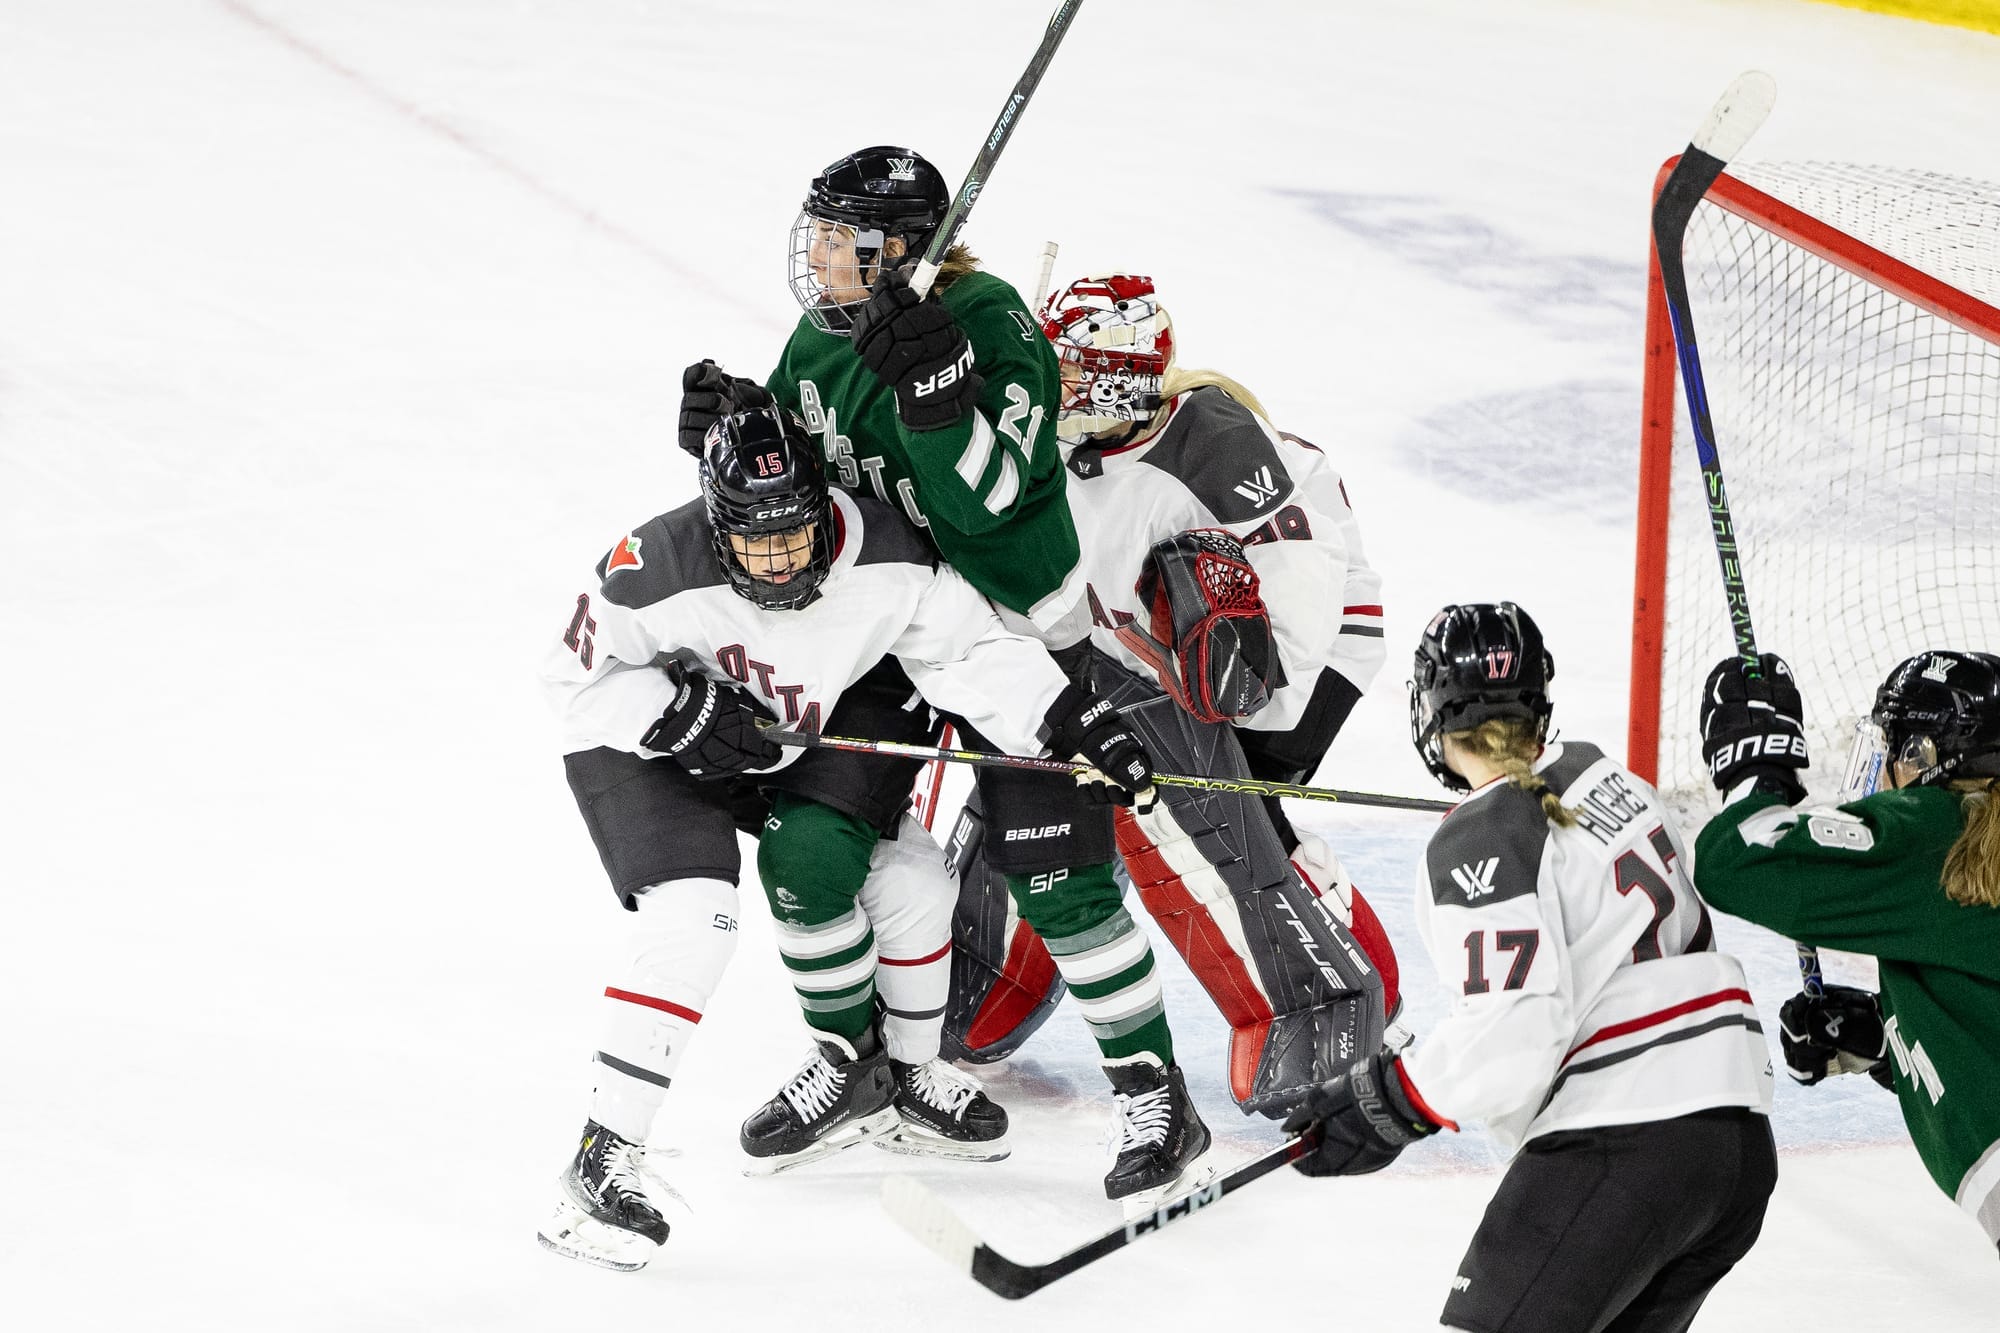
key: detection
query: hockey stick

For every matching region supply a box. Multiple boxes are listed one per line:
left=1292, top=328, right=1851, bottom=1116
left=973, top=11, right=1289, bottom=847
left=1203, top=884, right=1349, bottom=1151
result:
left=909, top=1, right=1084, bottom=298
left=763, top=727, right=1454, bottom=813
left=1651, top=72, right=1824, bottom=994
left=881, top=1127, right=1321, bottom=1299
left=1031, top=239, right=1061, bottom=310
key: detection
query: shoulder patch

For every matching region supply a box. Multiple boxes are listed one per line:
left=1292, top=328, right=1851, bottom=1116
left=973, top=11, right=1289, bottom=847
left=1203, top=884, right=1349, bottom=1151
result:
left=604, top=533, right=643, bottom=574
left=597, top=501, right=726, bottom=609
left=1426, top=788, right=1550, bottom=908
left=849, top=496, right=939, bottom=570
left=1140, top=388, right=1294, bottom=524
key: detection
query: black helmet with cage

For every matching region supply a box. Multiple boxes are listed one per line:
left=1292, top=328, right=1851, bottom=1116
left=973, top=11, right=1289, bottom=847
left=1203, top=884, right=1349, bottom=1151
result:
left=699, top=406, right=834, bottom=610
left=788, top=146, right=951, bottom=335
left=1409, top=602, right=1557, bottom=793
left=1867, top=651, right=2000, bottom=787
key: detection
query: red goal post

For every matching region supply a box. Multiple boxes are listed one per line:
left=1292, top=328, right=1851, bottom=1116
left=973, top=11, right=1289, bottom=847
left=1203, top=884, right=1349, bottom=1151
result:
left=1629, top=158, right=2000, bottom=800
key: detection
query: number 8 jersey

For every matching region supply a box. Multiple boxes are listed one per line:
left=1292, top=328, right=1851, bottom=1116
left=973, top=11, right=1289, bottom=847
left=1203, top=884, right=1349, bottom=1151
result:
left=1402, top=740, right=1773, bottom=1155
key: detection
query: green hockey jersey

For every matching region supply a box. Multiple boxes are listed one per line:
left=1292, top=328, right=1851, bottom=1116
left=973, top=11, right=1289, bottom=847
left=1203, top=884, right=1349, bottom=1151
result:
left=768, top=271, right=1081, bottom=638
left=1695, top=787, right=2000, bottom=1250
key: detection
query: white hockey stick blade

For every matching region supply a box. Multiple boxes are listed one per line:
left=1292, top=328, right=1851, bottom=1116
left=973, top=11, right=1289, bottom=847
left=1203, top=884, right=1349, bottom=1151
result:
left=881, top=1175, right=980, bottom=1272
left=1689, top=70, right=1776, bottom=162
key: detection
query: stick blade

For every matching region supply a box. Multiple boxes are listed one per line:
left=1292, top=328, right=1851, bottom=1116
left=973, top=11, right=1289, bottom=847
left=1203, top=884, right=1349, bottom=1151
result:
left=1690, top=70, right=1776, bottom=163
left=881, top=1175, right=979, bottom=1274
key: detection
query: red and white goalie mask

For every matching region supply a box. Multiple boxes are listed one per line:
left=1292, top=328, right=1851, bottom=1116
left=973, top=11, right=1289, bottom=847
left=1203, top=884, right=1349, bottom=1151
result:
left=1037, top=273, right=1174, bottom=444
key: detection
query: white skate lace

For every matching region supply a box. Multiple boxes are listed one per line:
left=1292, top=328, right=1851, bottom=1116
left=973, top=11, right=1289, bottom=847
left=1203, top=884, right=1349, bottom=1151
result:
left=907, top=1061, right=982, bottom=1120
left=599, top=1140, right=654, bottom=1206
left=780, top=1051, right=847, bottom=1123
left=1106, top=1085, right=1173, bottom=1155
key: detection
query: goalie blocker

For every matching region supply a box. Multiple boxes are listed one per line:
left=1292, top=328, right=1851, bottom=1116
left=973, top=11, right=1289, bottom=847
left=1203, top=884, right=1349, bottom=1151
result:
left=944, top=653, right=1399, bottom=1114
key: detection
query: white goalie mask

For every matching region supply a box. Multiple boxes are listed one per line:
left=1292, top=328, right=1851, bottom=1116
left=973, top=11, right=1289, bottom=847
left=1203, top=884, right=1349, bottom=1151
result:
left=1037, top=273, right=1174, bottom=444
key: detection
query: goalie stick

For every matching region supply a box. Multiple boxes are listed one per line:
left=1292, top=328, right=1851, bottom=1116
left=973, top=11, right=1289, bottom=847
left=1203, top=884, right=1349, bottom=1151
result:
left=763, top=727, right=1454, bottom=813
left=1651, top=72, right=1824, bottom=994
left=881, top=1127, right=1322, bottom=1299
left=909, top=2, right=1083, bottom=298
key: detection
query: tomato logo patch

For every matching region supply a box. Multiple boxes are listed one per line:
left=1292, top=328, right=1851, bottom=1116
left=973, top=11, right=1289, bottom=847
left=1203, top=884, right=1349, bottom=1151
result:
left=606, top=534, right=643, bottom=573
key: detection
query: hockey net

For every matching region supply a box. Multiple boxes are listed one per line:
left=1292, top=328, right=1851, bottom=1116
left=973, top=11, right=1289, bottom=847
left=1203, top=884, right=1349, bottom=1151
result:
left=1629, top=160, right=2000, bottom=810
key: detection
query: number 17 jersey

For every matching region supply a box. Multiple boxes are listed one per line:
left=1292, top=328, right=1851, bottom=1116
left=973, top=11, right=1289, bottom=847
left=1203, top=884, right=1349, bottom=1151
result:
left=1401, top=740, right=1773, bottom=1155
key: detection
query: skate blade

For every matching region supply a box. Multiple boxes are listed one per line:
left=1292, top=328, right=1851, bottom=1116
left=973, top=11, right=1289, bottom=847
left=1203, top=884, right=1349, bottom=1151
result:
left=872, top=1123, right=1012, bottom=1162
left=741, top=1105, right=901, bottom=1177
left=535, top=1199, right=662, bottom=1273
left=1116, top=1148, right=1220, bottom=1223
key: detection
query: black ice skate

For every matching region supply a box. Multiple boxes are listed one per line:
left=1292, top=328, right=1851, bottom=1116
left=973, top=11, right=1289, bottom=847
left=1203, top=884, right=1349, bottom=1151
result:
left=875, top=1058, right=1011, bottom=1162
left=1102, top=1057, right=1214, bottom=1213
left=536, top=1120, right=685, bottom=1272
left=739, top=1029, right=898, bottom=1175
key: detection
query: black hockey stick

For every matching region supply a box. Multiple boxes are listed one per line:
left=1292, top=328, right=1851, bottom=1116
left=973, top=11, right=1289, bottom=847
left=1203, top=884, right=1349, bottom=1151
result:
left=1652, top=73, right=1823, bottom=994
left=763, top=727, right=1455, bottom=813
left=881, top=1127, right=1321, bottom=1299
left=908, top=0, right=1083, bottom=299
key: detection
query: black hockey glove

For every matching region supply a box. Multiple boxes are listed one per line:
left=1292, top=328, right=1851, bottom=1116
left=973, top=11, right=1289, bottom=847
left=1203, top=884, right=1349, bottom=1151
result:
left=850, top=267, right=983, bottom=432
left=1778, top=984, right=1888, bottom=1086
left=1283, top=1049, right=1439, bottom=1178
left=1699, top=653, right=1809, bottom=802
left=678, top=360, right=772, bottom=459
left=1042, top=683, right=1158, bottom=813
left=640, top=661, right=782, bottom=779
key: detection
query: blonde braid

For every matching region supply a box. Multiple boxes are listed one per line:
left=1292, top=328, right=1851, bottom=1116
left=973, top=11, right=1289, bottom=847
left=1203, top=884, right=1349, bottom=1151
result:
left=1450, top=718, right=1578, bottom=828
left=1943, top=778, right=2000, bottom=908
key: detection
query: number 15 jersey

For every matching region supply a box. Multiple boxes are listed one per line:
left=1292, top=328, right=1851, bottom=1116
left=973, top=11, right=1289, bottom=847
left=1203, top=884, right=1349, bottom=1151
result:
left=1401, top=740, right=1773, bottom=1155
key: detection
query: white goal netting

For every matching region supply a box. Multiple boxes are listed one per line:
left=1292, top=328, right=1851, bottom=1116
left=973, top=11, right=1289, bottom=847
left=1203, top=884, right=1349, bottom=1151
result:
left=1647, top=162, right=2000, bottom=809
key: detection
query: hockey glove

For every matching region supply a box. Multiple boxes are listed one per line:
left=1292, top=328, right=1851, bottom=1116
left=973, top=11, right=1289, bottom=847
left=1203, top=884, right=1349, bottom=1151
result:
left=678, top=360, right=772, bottom=459
left=1284, top=1048, right=1439, bottom=1178
left=640, top=661, right=782, bottom=779
left=1118, top=529, right=1281, bottom=724
left=1042, top=683, right=1158, bottom=813
left=1778, top=984, right=1887, bottom=1086
left=850, top=267, right=983, bottom=433
left=1699, top=653, right=1809, bottom=802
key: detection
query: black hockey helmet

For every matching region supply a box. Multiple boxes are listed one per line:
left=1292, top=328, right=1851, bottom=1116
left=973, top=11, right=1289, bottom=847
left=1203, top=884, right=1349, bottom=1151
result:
left=1409, top=602, right=1556, bottom=793
left=789, top=146, right=950, bottom=335
left=700, top=406, right=834, bottom=610
left=1868, top=650, right=2000, bottom=787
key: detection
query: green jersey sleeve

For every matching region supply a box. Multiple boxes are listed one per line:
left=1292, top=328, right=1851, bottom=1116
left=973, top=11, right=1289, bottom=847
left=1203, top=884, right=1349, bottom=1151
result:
left=1692, top=787, right=1976, bottom=969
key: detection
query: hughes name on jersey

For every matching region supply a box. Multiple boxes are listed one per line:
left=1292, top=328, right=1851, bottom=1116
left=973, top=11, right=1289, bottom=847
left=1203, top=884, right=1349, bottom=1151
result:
left=542, top=489, right=1068, bottom=763
left=768, top=271, right=1083, bottom=640
left=1404, top=741, right=1773, bottom=1153
left=1064, top=386, right=1385, bottom=731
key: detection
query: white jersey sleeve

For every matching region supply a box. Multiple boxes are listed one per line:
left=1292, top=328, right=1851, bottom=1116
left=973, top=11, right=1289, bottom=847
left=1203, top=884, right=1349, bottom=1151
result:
left=540, top=540, right=688, bottom=757
left=890, top=561, right=1071, bottom=757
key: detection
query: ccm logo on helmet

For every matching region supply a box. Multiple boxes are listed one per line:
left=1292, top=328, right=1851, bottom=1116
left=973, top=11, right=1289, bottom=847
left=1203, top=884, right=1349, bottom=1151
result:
left=912, top=345, right=976, bottom=398
left=1004, top=824, right=1073, bottom=841
left=1706, top=734, right=1809, bottom=774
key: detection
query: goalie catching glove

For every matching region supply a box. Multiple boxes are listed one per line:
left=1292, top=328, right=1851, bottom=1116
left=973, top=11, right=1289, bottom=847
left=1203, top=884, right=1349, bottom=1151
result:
left=1115, top=530, right=1281, bottom=725
left=640, top=660, right=782, bottom=778
left=1283, top=1047, right=1440, bottom=1177
left=1779, top=984, right=1889, bottom=1087
left=1042, top=683, right=1158, bottom=812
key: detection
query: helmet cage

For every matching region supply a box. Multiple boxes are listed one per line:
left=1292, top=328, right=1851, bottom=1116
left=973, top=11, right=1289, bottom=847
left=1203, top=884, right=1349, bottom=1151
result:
left=1038, top=274, right=1173, bottom=443
left=1407, top=602, right=1556, bottom=794
left=788, top=147, right=947, bottom=336
left=700, top=409, right=834, bottom=611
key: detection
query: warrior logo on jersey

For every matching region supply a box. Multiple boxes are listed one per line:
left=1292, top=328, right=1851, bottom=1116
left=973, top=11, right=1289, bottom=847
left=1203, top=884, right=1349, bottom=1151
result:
left=605, top=534, right=644, bottom=573
left=1233, top=466, right=1280, bottom=506
left=1452, top=858, right=1501, bottom=899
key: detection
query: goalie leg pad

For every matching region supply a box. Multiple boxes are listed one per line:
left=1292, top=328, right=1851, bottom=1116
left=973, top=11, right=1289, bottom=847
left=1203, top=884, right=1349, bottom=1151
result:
left=589, top=876, right=740, bottom=1143
left=937, top=790, right=1068, bottom=1064
left=1095, top=658, right=1385, bottom=1112
left=859, top=813, right=956, bottom=1064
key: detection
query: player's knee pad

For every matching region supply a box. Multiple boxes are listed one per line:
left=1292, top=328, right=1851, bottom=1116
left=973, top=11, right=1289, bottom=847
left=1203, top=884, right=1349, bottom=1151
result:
left=859, top=813, right=954, bottom=1063
left=937, top=790, right=1068, bottom=1064
left=590, top=876, right=740, bottom=1141
left=757, top=795, right=875, bottom=926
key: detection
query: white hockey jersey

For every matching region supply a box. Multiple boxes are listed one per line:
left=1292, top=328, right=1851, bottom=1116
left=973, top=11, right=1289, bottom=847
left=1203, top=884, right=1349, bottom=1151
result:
left=541, top=489, right=1070, bottom=767
left=1063, top=387, right=1385, bottom=732
left=1400, top=741, right=1773, bottom=1155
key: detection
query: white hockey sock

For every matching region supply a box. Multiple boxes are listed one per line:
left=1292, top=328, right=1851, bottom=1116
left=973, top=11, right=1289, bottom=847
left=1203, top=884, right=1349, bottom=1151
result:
left=588, top=877, right=738, bottom=1144
left=858, top=813, right=955, bottom=1063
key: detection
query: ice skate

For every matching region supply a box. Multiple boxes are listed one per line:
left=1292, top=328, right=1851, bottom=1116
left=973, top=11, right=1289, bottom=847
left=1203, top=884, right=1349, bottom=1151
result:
left=536, top=1120, right=687, bottom=1272
left=740, top=1029, right=898, bottom=1175
left=875, top=1058, right=1011, bottom=1161
left=1102, top=1057, right=1214, bottom=1217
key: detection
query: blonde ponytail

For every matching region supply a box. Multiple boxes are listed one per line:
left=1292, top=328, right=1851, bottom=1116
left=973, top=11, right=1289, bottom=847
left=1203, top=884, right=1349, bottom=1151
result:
left=1448, top=718, right=1577, bottom=828
left=1943, top=778, right=2000, bottom=908
left=1160, top=366, right=1272, bottom=422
